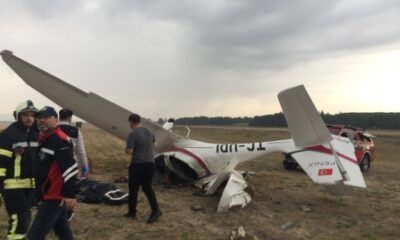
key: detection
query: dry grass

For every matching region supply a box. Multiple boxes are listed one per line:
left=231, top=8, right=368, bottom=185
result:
left=1, top=125, right=399, bottom=239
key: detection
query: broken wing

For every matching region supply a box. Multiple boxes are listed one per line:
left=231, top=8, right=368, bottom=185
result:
left=1, top=50, right=180, bottom=152
left=217, top=171, right=252, bottom=212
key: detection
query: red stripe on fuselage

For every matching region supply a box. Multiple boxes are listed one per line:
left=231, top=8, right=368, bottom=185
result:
left=172, top=147, right=210, bottom=175
left=305, top=145, right=358, bottom=164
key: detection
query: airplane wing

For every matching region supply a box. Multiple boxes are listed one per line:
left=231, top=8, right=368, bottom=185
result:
left=1, top=50, right=180, bottom=152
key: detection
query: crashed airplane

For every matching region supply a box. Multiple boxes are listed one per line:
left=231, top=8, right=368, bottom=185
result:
left=1, top=50, right=366, bottom=212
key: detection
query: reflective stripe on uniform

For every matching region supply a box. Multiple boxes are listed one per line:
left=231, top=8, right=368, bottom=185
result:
left=8, top=214, right=19, bottom=240
left=0, top=168, right=6, bottom=176
left=12, top=142, right=28, bottom=149
left=14, top=155, right=21, bottom=177
left=7, top=234, right=25, bottom=240
left=12, top=141, right=39, bottom=148
left=63, top=163, right=78, bottom=183
left=3, top=178, right=35, bottom=189
left=0, top=148, right=13, bottom=158
left=65, top=170, right=79, bottom=183
left=41, top=148, right=55, bottom=155
left=63, top=163, right=78, bottom=178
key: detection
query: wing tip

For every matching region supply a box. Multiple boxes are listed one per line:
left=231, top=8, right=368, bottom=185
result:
left=278, top=84, right=305, bottom=98
left=0, top=49, right=13, bottom=56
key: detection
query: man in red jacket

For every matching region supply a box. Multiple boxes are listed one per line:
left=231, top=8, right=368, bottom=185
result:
left=27, top=106, right=78, bottom=240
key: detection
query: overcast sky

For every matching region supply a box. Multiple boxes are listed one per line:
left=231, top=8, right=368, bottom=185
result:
left=1, top=0, right=400, bottom=121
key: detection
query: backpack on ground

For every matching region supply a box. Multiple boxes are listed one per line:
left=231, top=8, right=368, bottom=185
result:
left=76, top=179, right=129, bottom=205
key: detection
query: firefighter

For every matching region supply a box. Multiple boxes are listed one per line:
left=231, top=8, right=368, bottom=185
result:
left=0, top=100, right=39, bottom=240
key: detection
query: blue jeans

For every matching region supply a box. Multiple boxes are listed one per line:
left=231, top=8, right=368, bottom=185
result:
left=27, top=200, right=73, bottom=240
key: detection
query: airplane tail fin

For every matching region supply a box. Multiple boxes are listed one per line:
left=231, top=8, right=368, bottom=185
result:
left=278, top=85, right=366, bottom=188
left=278, top=85, right=332, bottom=147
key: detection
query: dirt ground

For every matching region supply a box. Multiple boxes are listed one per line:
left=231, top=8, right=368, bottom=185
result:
left=1, top=125, right=399, bottom=240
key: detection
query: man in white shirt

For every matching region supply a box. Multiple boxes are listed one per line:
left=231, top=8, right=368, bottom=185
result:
left=58, top=109, right=89, bottom=178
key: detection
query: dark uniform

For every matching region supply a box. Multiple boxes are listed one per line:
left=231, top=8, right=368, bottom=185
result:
left=0, top=121, right=38, bottom=239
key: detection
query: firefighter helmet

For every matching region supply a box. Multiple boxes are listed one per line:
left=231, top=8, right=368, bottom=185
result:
left=13, top=100, right=38, bottom=119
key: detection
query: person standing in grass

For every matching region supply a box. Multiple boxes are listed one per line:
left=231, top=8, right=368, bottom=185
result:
left=58, top=108, right=89, bottom=178
left=124, top=113, right=162, bottom=224
left=58, top=108, right=90, bottom=222
left=0, top=100, right=39, bottom=240
left=27, top=106, right=78, bottom=240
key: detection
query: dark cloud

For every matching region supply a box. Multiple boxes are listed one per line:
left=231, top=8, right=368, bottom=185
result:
left=18, top=0, right=80, bottom=18
left=193, top=1, right=400, bottom=71
left=6, top=0, right=400, bottom=72
left=101, top=0, right=400, bottom=71
left=1, top=0, right=400, bottom=118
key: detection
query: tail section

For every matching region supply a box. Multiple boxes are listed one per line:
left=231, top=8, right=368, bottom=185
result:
left=289, top=138, right=366, bottom=188
left=279, top=85, right=366, bottom=188
left=289, top=145, right=343, bottom=185
left=278, top=85, right=332, bottom=147
left=329, top=136, right=366, bottom=188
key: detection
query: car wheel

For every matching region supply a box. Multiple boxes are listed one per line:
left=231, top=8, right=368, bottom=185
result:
left=359, top=155, right=370, bottom=172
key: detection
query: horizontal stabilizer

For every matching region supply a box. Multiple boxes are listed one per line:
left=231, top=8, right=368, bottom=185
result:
left=290, top=136, right=366, bottom=188
left=278, top=85, right=332, bottom=147
left=291, top=146, right=343, bottom=185
left=329, top=136, right=366, bottom=188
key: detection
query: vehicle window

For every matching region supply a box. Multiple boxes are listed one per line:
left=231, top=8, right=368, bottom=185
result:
left=364, top=136, right=372, bottom=143
left=341, top=131, right=356, bottom=142
left=329, top=128, right=341, bottom=135
left=356, top=133, right=364, bottom=141
left=346, top=131, right=356, bottom=142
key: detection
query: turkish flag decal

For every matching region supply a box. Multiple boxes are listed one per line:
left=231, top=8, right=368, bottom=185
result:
left=318, top=168, right=333, bottom=176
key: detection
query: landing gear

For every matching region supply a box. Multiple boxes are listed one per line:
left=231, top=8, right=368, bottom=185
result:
left=282, top=154, right=298, bottom=170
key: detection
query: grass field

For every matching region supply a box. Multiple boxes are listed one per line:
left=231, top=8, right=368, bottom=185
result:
left=1, top=124, right=399, bottom=239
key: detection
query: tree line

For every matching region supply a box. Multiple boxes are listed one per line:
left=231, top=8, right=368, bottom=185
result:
left=173, top=112, right=400, bottom=130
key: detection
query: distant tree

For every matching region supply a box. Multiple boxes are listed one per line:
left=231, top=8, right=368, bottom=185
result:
left=174, top=112, right=400, bottom=130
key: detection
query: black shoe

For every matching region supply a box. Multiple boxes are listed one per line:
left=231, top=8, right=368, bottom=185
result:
left=123, top=212, right=137, bottom=219
left=146, top=210, right=162, bottom=224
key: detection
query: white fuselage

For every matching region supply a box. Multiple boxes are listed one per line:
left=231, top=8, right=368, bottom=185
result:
left=164, top=138, right=299, bottom=179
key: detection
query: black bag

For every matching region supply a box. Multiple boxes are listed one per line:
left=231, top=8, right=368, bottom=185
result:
left=76, top=179, right=129, bottom=205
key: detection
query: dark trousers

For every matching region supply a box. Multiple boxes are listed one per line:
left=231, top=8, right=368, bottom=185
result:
left=3, top=189, right=35, bottom=240
left=27, top=200, right=73, bottom=240
left=128, top=163, right=159, bottom=214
